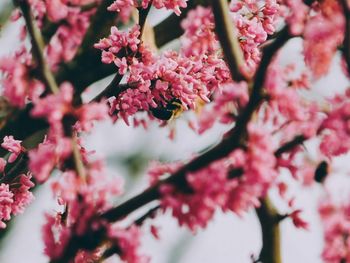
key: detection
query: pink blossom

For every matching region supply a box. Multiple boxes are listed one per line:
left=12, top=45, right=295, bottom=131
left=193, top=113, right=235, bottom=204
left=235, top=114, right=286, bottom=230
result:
left=230, top=0, right=280, bottom=73
left=75, top=102, right=109, bottom=132
left=282, top=0, right=309, bottom=35
left=289, top=209, right=309, bottom=229
left=11, top=174, right=35, bottom=215
left=1, top=136, right=23, bottom=163
left=303, top=1, right=345, bottom=79
left=31, top=82, right=74, bottom=136
left=0, top=158, right=6, bottom=173
left=0, top=50, right=44, bottom=108
left=196, top=81, right=249, bottom=134
left=319, top=198, right=350, bottom=263
left=0, top=172, right=34, bottom=228
left=108, top=225, right=150, bottom=263
left=45, top=0, right=69, bottom=22
left=29, top=140, right=65, bottom=183
left=180, top=6, right=217, bottom=57
left=0, top=184, right=14, bottom=228
left=42, top=213, right=71, bottom=259
left=108, top=0, right=188, bottom=23
left=149, top=124, right=277, bottom=231
left=319, top=93, right=350, bottom=157
left=46, top=6, right=96, bottom=70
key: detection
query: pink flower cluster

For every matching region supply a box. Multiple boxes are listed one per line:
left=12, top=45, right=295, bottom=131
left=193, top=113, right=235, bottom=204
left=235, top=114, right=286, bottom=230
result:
left=280, top=0, right=309, bottom=35
left=0, top=174, right=34, bottom=229
left=263, top=61, right=323, bottom=141
left=46, top=7, right=95, bottom=70
left=230, top=0, right=280, bottom=73
left=29, top=83, right=108, bottom=183
left=149, top=124, right=277, bottom=231
left=180, top=6, right=217, bottom=57
left=108, top=0, right=188, bottom=22
left=319, top=198, right=350, bottom=263
left=303, top=0, right=345, bottom=79
left=319, top=91, right=350, bottom=157
left=1, top=136, right=24, bottom=163
left=108, top=225, right=149, bottom=263
left=25, top=0, right=99, bottom=70
left=180, top=2, right=281, bottom=75
left=23, top=76, right=142, bottom=261
left=0, top=137, right=34, bottom=228
left=0, top=48, right=44, bottom=108
left=95, top=25, right=141, bottom=67
left=195, top=81, right=249, bottom=134
left=95, top=25, right=232, bottom=125
left=43, top=158, right=124, bottom=260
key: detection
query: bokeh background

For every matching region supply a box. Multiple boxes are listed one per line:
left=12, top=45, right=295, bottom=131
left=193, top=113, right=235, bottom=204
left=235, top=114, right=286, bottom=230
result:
left=1, top=2, right=350, bottom=262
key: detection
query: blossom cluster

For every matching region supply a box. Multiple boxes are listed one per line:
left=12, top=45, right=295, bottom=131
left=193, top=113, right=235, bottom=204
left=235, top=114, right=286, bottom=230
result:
left=148, top=124, right=277, bottom=231
left=180, top=6, right=217, bottom=58
left=0, top=48, right=44, bottom=108
left=95, top=24, right=232, bottom=125
left=230, top=0, right=280, bottom=73
left=16, top=0, right=99, bottom=70
left=319, top=91, right=350, bottom=157
left=319, top=198, right=350, bottom=263
left=302, top=0, right=345, bottom=79
left=19, top=81, right=150, bottom=262
left=108, top=0, right=188, bottom=22
left=0, top=136, right=34, bottom=228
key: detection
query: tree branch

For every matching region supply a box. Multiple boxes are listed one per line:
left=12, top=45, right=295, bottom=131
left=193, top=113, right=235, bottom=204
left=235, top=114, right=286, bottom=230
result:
left=275, top=135, right=305, bottom=157
left=102, top=25, right=292, bottom=222
left=255, top=198, right=282, bottom=263
left=14, top=0, right=59, bottom=94
left=92, top=82, right=139, bottom=102
left=211, top=0, right=246, bottom=82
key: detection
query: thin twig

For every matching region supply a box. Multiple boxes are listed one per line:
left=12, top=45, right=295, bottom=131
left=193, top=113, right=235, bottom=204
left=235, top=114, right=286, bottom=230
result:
left=275, top=135, right=305, bottom=157
left=134, top=205, right=160, bottom=226
left=91, top=81, right=140, bottom=102
left=14, top=0, right=59, bottom=94
left=211, top=0, right=246, bottom=82
left=72, top=135, right=86, bottom=180
left=138, top=2, right=153, bottom=38
left=92, top=74, right=124, bottom=102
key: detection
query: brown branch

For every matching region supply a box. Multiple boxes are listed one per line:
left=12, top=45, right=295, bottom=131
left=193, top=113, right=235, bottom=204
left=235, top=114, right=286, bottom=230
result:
left=255, top=198, right=282, bottom=263
left=134, top=205, right=160, bottom=226
left=92, top=82, right=139, bottom=102
left=72, top=135, right=86, bottom=180
left=211, top=0, right=246, bottom=82
left=138, top=2, right=153, bottom=38
left=274, top=135, right=305, bottom=157
left=102, top=25, right=292, bottom=222
left=92, top=74, right=124, bottom=102
left=14, top=0, right=59, bottom=94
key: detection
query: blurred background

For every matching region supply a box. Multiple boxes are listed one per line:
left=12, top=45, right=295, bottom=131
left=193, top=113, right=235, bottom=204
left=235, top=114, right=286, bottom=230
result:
left=1, top=1, right=350, bottom=262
